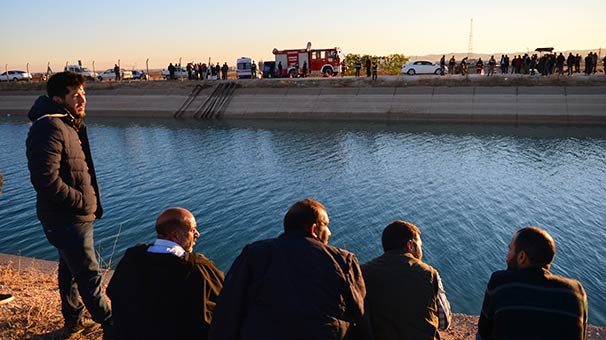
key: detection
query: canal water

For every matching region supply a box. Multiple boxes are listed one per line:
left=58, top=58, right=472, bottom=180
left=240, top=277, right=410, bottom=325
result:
left=1, top=117, right=605, bottom=324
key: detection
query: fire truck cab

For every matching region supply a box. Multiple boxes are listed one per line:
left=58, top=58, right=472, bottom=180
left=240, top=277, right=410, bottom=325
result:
left=272, top=42, right=344, bottom=77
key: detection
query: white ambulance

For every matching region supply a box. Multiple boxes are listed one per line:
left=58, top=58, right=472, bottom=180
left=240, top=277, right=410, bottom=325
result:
left=236, top=57, right=259, bottom=79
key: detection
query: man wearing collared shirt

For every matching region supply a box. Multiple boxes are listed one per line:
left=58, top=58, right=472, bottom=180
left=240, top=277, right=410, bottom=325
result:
left=107, top=208, right=224, bottom=340
left=362, top=220, right=451, bottom=340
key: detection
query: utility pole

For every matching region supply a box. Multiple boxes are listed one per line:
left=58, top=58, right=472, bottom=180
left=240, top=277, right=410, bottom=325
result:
left=467, top=18, right=474, bottom=59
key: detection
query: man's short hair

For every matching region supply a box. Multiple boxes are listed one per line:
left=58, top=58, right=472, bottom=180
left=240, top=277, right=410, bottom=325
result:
left=382, top=220, right=421, bottom=252
left=47, top=72, right=86, bottom=98
left=514, top=226, right=556, bottom=266
left=283, top=199, right=326, bottom=232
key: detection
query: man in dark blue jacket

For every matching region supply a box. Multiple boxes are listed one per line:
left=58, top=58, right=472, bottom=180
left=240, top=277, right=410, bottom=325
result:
left=209, top=199, right=371, bottom=340
left=26, top=72, right=113, bottom=339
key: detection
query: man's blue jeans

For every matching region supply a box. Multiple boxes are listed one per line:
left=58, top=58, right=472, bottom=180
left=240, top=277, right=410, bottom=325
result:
left=42, top=221, right=111, bottom=324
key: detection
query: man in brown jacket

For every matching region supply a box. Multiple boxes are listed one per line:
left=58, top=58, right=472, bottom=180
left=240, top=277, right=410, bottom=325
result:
left=362, top=220, right=451, bottom=340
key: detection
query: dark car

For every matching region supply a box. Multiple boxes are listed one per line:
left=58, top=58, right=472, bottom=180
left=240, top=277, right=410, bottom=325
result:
left=262, top=61, right=278, bottom=78
left=131, top=70, right=149, bottom=80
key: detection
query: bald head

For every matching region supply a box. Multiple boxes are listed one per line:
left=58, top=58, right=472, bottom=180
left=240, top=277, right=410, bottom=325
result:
left=155, top=208, right=199, bottom=252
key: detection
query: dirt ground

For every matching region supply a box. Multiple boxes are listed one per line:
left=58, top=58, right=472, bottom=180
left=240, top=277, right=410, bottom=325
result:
left=1, top=256, right=604, bottom=340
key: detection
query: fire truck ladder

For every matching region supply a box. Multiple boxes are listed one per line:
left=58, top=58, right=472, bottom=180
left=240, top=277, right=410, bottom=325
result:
left=174, top=84, right=205, bottom=119
left=194, top=81, right=237, bottom=119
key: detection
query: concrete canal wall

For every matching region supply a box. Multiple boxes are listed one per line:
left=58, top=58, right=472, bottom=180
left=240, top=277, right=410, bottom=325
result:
left=1, top=86, right=605, bottom=124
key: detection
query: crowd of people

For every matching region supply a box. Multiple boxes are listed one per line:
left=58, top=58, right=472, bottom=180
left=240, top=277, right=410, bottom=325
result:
left=23, top=71, right=590, bottom=340
left=442, top=52, right=605, bottom=77
left=166, top=61, right=230, bottom=80
left=351, top=57, right=379, bottom=79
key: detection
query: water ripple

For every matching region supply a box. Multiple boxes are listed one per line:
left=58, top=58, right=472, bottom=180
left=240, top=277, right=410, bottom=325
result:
left=1, top=117, right=605, bottom=324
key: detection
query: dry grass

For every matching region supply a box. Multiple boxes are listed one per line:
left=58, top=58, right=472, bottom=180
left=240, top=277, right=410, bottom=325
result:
left=0, top=262, right=105, bottom=340
left=1, top=260, right=604, bottom=340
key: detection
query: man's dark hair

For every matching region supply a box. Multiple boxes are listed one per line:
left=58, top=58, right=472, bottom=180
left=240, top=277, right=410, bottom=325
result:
left=382, top=220, right=421, bottom=252
left=514, top=226, right=556, bottom=267
left=283, top=199, right=326, bottom=232
left=47, top=72, right=86, bottom=98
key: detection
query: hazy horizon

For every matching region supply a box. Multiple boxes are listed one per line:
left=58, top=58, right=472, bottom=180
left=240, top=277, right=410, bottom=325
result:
left=2, top=0, right=604, bottom=72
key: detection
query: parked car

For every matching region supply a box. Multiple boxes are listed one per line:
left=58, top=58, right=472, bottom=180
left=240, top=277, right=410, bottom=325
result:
left=161, top=66, right=189, bottom=79
left=131, top=70, right=149, bottom=80
left=64, top=65, right=98, bottom=80
left=0, top=70, right=33, bottom=81
left=401, top=60, right=444, bottom=75
left=262, top=61, right=278, bottom=78
left=97, top=68, right=133, bottom=81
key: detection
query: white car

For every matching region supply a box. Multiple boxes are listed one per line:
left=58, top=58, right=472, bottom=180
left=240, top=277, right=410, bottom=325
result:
left=161, top=66, right=189, bottom=79
left=401, top=60, right=445, bottom=75
left=64, top=65, right=98, bottom=80
left=97, top=68, right=133, bottom=81
left=0, top=70, right=33, bottom=81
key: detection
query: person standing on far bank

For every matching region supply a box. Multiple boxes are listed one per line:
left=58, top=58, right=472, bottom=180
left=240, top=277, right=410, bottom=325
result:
left=371, top=61, right=378, bottom=80
left=26, top=72, right=114, bottom=339
left=251, top=61, right=257, bottom=79
left=113, top=64, right=120, bottom=81
left=221, top=62, right=229, bottom=80
left=355, top=59, right=362, bottom=77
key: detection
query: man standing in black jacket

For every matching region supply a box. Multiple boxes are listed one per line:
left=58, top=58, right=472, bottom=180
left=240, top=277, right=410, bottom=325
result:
left=26, top=72, right=113, bottom=339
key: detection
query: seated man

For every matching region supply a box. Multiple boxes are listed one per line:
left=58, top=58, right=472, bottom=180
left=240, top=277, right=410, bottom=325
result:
left=209, top=199, right=371, bottom=340
left=107, top=208, right=224, bottom=340
left=477, top=226, right=588, bottom=340
left=362, top=220, right=451, bottom=340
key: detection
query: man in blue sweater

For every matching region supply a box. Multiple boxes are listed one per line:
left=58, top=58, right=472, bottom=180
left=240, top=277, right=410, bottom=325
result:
left=477, top=226, right=587, bottom=340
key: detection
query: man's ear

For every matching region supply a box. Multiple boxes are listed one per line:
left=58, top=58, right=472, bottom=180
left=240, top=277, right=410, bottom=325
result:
left=51, top=96, right=64, bottom=104
left=517, top=250, right=529, bottom=267
left=309, top=224, right=318, bottom=238
left=405, top=239, right=414, bottom=253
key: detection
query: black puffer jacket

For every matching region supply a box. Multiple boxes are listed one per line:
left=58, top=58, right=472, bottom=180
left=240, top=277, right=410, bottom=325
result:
left=26, top=95, right=103, bottom=225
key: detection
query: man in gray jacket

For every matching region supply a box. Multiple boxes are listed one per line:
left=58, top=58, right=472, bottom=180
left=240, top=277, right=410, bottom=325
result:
left=26, top=72, right=113, bottom=339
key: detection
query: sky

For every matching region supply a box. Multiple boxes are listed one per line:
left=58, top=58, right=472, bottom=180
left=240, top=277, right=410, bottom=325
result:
left=1, top=0, right=604, bottom=72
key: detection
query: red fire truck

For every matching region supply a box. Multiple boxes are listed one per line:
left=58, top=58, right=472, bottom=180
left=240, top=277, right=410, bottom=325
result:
left=272, top=42, right=344, bottom=77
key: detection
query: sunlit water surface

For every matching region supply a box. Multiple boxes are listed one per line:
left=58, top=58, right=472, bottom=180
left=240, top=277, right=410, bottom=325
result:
left=1, top=117, right=604, bottom=324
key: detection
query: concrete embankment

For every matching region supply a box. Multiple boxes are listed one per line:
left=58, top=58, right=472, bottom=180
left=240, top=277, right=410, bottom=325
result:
left=2, top=85, right=606, bottom=124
